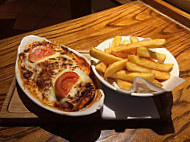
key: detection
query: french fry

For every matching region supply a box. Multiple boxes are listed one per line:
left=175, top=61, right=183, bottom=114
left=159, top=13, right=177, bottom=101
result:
left=104, top=59, right=127, bottom=78
left=126, top=62, right=170, bottom=80
left=112, top=36, right=122, bottom=47
left=110, top=70, right=155, bottom=82
left=128, top=55, right=173, bottom=72
left=116, top=79, right=132, bottom=90
left=106, top=45, right=137, bottom=58
left=149, top=50, right=166, bottom=63
left=130, top=36, right=139, bottom=43
left=109, top=36, right=138, bottom=58
left=107, top=39, right=166, bottom=57
left=137, top=47, right=150, bottom=58
left=104, top=48, right=110, bottom=53
left=137, top=47, right=166, bottom=63
left=105, top=36, right=121, bottom=53
left=104, top=46, right=121, bottom=55
left=122, top=40, right=130, bottom=45
left=153, top=80, right=163, bottom=87
left=90, top=48, right=122, bottom=64
left=95, top=62, right=107, bottom=73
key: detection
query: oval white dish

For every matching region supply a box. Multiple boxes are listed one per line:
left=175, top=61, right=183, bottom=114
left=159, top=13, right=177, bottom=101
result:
left=15, top=35, right=105, bottom=116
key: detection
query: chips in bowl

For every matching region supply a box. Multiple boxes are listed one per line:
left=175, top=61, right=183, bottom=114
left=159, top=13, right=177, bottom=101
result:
left=90, top=36, right=179, bottom=96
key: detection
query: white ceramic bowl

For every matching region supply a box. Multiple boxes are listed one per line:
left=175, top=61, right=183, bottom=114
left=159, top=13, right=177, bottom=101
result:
left=91, top=36, right=179, bottom=97
left=15, top=35, right=105, bottom=116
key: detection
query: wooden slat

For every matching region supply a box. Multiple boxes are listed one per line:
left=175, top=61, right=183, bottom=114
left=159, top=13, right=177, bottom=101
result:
left=0, top=1, right=190, bottom=142
left=141, top=0, right=190, bottom=28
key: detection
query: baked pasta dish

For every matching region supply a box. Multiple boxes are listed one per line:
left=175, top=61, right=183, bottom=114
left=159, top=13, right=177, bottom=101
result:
left=17, top=37, right=101, bottom=112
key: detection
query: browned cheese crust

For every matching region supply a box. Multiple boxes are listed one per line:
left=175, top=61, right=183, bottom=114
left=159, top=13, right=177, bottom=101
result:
left=18, top=41, right=97, bottom=112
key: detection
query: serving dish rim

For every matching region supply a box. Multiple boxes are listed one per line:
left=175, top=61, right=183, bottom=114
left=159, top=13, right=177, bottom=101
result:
left=15, top=35, right=105, bottom=116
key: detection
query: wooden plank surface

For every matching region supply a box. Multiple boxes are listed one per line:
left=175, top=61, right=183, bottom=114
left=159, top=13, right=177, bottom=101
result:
left=141, top=0, right=190, bottom=28
left=0, top=1, right=190, bottom=141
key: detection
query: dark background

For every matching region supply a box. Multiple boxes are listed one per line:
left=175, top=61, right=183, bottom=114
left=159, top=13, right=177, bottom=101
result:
left=0, top=0, right=121, bottom=40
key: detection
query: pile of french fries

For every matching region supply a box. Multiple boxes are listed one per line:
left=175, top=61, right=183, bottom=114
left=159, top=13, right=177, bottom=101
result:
left=90, top=36, right=174, bottom=90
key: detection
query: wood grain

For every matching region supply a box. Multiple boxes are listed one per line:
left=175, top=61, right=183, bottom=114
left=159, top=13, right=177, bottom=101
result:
left=0, top=1, right=190, bottom=142
left=141, top=0, right=190, bottom=28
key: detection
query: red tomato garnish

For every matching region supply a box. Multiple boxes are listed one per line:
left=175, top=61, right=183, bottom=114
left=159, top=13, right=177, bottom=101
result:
left=55, top=72, right=79, bottom=97
left=29, top=45, right=55, bottom=62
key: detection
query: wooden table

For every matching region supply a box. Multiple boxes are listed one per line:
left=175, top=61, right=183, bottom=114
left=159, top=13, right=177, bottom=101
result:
left=1, top=1, right=190, bottom=141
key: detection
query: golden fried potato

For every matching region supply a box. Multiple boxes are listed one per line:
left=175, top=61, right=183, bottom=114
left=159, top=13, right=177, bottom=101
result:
left=128, top=55, right=173, bottom=72
left=104, top=59, right=127, bottom=78
left=137, top=47, right=166, bottom=63
left=107, top=39, right=166, bottom=57
left=130, top=36, right=139, bottom=43
left=126, top=62, right=170, bottom=80
left=95, top=62, right=107, bottom=73
left=149, top=50, right=166, bottom=63
left=90, top=48, right=122, bottom=64
left=104, top=48, right=110, bottom=53
left=104, top=45, right=120, bottom=54
left=110, top=70, right=155, bottom=82
left=106, top=45, right=136, bottom=58
left=112, top=36, right=122, bottom=48
left=116, top=79, right=132, bottom=90
left=122, top=40, right=131, bottom=45
left=137, top=47, right=151, bottom=58
left=153, top=80, right=163, bottom=87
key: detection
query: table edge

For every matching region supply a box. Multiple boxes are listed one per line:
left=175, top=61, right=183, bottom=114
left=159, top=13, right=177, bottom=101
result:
left=141, top=0, right=190, bottom=28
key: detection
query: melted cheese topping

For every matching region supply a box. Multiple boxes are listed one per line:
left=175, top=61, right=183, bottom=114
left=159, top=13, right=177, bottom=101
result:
left=68, top=68, right=91, bottom=98
left=18, top=41, right=96, bottom=112
left=35, top=52, right=61, bottom=64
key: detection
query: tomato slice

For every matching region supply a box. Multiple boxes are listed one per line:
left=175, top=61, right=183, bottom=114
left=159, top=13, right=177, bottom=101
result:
left=29, top=45, right=55, bottom=62
left=55, top=72, right=79, bottom=97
